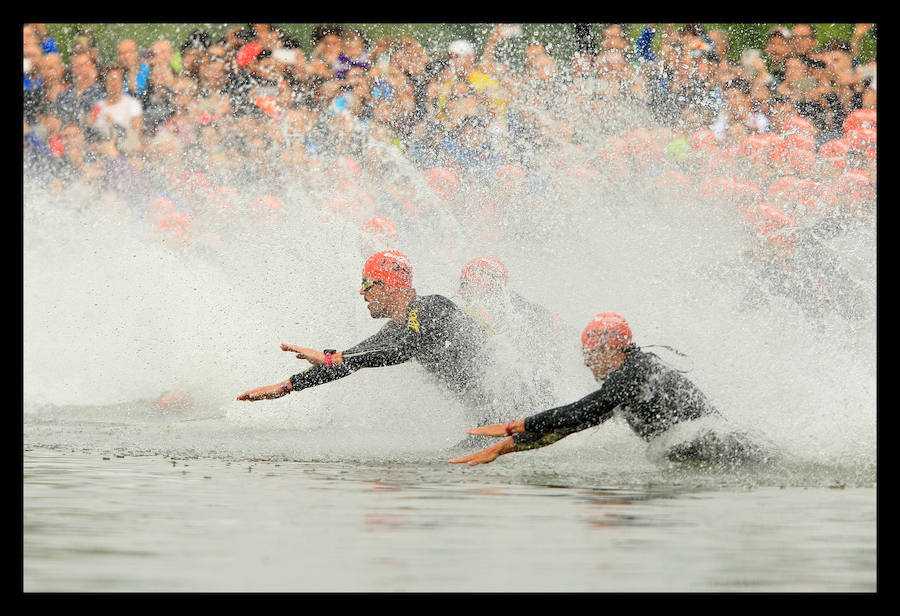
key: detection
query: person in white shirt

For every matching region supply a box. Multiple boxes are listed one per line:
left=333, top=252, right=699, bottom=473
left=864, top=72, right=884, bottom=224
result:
left=89, top=64, right=144, bottom=142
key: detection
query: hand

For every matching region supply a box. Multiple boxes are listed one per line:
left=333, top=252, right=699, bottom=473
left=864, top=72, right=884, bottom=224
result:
left=281, top=343, right=325, bottom=364
left=449, top=438, right=516, bottom=466
left=464, top=419, right=524, bottom=438
left=236, top=382, right=289, bottom=401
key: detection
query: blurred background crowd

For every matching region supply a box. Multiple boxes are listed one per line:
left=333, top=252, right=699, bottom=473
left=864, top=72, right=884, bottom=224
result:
left=23, top=23, right=876, bottom=275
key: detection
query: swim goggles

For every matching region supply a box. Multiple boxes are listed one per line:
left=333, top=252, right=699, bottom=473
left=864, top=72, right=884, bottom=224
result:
left=361, top=278, right=383, bottom=292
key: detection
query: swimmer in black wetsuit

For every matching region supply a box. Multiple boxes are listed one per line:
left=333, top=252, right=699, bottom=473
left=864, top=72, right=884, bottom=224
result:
left=733, top=202, right=870, bottom=322
left=236, top=250, right=498, bottom=421
left=450, top=312, right=771, bottom=468
left=453, top=256, right=566, bottom=409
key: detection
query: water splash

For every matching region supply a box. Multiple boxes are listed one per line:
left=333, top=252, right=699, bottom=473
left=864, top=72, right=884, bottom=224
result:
left=23, top=93, right=875, bottom=483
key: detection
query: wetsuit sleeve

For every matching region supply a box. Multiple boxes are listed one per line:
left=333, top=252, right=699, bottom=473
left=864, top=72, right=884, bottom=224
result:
left=340, top=320, right=418, bottom=370
left=512, top=387, right=618, bottom=451
left=288, top=322, right=413, bottom=392
left=289, top=363, right=353, bottom=392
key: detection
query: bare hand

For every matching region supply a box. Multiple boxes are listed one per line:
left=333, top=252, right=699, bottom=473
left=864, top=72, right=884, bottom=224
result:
left=449, top=438, right=516, bottom=466
left=281, top=343, right=325, bottom=364
left=236, top=383, right=289, bottom=401
left=465, top=419, right=524, bottom=438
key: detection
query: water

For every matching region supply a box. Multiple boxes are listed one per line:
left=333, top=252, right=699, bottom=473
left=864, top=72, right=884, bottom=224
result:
left=23, top=445, right=875, bottom=592
left=23, top=48, right=877, bottom=591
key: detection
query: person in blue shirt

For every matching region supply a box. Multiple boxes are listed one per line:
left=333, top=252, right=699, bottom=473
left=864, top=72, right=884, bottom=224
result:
left=117, top=39, right=151, bottom=98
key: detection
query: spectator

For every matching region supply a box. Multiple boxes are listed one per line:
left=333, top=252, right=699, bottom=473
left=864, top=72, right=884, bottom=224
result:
left=600, top=24, right=629, bottom=53
left=148, top=39, right=179, bottom=89
left=69, top=32, right=103, bottom=75
left=24, top=109, right=64, bottom=176
left=195, top=44, right=233, bottom=124
left=88, top=64, right=144, bottom=151
left=709, top=28, right=730, bottom=65
left=819, top=38, right=867, bottom=127
left=35, top=53, right=69, bottom=122
left=712, top=77, right=769, bottom=144
left=250, top=23, right=285, bottom=51
left=23, top=42, right=45, bottom=124
left=30, top=23, right=59, bottom=54
left=159, top=76, right=201, bottom=148
left=24, top=24, right=56, bottom=55
left=56, top=122, right=102, bottom=185
left=142, top=63, right=177, bottom=135
left=764, top=26, right=793, bottom=86
left=790, top=23, right=818, bottom=60
left=307, top=23, right=345, bottom=81
left=54, top=52, right=105, bottom=133
left=117, top=39, right=151, bottom=98
left=180, top=29, right=211, bottom=81
left=673, top=48, right=722, bottom=130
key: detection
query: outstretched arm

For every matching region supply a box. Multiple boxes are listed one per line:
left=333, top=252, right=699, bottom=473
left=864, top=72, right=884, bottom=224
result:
left=237, top=322, right=415, bottom=402
left=448, top=418, right=581, bottom=466
left=449, top=418, right=524, bottom=466
left=449, top=384, right=621, bottom=466
left=449, top=437, right=517, bottom=466
left=237, top=379, right=293, bottom=401
left=236, top=344, right=349, bottom=402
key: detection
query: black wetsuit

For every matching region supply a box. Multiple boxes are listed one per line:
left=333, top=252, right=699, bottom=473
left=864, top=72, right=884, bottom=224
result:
left=453, top=290, right=565, bottom=410
left=289, top=294, right=493, bottom=409
left=511, top=346, right=765, bottom=465
left=514, top=346, right=716, bottom=447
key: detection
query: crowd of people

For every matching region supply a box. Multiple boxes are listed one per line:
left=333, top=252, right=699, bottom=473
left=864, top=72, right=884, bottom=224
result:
left=24, top=22, right=876, bottom=320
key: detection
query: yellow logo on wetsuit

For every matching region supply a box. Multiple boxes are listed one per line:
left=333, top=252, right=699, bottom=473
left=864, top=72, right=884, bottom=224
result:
left=407, top=307, right=420, bottom=333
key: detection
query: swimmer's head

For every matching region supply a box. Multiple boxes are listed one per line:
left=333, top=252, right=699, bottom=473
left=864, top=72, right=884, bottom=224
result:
left=458, top=256, right=508, bottom=302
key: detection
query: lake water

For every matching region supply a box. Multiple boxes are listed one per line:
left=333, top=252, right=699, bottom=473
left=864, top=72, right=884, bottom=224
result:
left=23, top=407, right=876, bottom=592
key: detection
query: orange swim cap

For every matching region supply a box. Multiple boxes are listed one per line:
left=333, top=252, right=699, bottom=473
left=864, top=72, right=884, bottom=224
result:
left=843, top=108, right=876, bottom=135
left=424, top=167, right=460, bottom=200
left=581, top=313, right=632, bottom=351
left=362, top=250, right=413, bottom=290
left=459, top=256, right=508, bottom=292
left=362, top=216, right=398, bottom=237
left=751, top=202, right=797, bottom=247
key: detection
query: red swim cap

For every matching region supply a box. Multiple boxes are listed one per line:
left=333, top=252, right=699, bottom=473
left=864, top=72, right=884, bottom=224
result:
left=781, top=115, right=817, bottom=139
left=424, top=167, right=460, bottom=200
left=689, top=128, right=719, bottom=153
left=460, top=256, right=508, bottom=291
left=236, top=42, right=263, bottom=67
left=843, top=108, right=876, bottom=135
left=752, top=203, right=796, bottom=247
left=787, top=148, right=817, bottom=176
left=833, top=170, right=874, bottom=198
left=362, top=250, right=413, bottom=290
left=330, top=156, right=362, bottom=182
left=249, top=195, right=284, bottom=221
left=784, top=132, right=816, bottom=152
left=845, top=126, right=876, bottom=151
left=362, top=216, right=398, bottom=237
left=819, top=139, right=850, bottom=170
left=147, top=197, right=176, bottom=220
left=581, top=313, right=632, bottom=351
left=766, top=175, right=800, bottom=203
left=737, top=135, right=773, bottom=163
